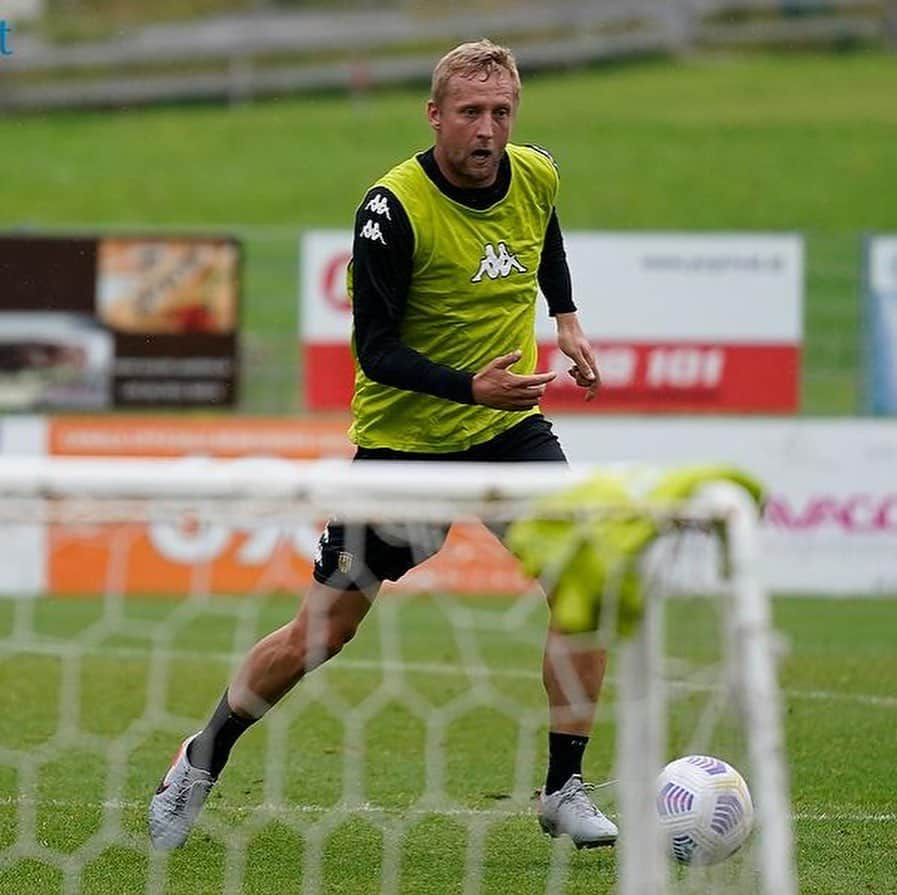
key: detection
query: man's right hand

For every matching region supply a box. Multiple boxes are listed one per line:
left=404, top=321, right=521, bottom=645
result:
left=471, top=350, right=557, bottom=411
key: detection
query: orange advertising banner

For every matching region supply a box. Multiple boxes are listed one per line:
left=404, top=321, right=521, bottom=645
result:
left=46, top=417, right=532, bottom=598
left=48, top=415, right=355, bottom=458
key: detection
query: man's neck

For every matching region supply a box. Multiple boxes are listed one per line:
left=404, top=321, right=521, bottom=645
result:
left=416, top=147, right=511, bottom=210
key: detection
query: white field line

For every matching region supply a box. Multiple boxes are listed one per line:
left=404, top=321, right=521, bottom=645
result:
left=0, top=794, right=894, bottom=825
left=3, top=639, right=895, bottom=710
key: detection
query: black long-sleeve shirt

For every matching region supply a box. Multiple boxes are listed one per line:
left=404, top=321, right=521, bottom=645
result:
left=352, top=147, right=575, bottom=404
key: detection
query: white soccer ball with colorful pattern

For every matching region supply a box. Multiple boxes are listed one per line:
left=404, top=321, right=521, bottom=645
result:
left=655, top=755, right=754, bottom=865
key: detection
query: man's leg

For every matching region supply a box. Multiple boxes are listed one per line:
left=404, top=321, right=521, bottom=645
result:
left=231, top=581, right=376, bottom=709
left=191, top=580, right=378, bottom=775
left=536, top=622, right=618, bottom=847
left=149, top=510, right=447, bottom=850
left=148, top=579, right=376, bottom=850
left=542, top=628, right=606, bottom=791
left=473, top=416, right=617, bottom=843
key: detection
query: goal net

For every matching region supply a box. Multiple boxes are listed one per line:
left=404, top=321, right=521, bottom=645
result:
left=0, top=457, right=796, bottom=895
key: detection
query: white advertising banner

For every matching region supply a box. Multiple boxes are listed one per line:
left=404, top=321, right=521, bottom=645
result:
left=554, top=417, right=897, bottom=594
left=0, top=415, right=45, bottom=454
left=301, top=231, right=804, bottom=414
left=0, top=416, right=46, bottom=595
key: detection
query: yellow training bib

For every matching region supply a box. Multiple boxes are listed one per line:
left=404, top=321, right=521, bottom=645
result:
left=349, top=143, right=558, bottom=452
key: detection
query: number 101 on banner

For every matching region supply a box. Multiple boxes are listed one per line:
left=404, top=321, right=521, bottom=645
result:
left=646, top=347, right=724, bottom=388
left=541, top=342, right=799, bottom=412
left=557, top=345, right=724, bottom=390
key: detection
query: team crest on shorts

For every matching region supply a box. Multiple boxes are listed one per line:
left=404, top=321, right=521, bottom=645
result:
left=338, top=551, right=354, bottom=575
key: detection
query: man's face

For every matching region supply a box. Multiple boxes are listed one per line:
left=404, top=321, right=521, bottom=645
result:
left=427, top=69, right=517, bottom=189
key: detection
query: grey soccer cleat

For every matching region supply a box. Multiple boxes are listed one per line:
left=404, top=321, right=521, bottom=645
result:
left=148, top=733, right=216, bottom=850
left=538, top=774, right=618, bottom=849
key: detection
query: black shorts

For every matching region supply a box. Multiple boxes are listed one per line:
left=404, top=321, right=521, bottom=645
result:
left=313, top=415, right=566, bottom=591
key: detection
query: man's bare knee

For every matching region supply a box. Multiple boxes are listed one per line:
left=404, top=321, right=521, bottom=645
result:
left=304, top=615, right=358, bottom=658
left=290, top=584, right=374, bottom=669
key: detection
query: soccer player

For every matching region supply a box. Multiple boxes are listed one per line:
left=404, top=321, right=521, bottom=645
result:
left=149, top=38, right=616, bottom=851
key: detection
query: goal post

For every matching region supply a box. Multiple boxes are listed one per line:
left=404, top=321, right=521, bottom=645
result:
left=0, top=456, right=797, bottom=895
left=614, top=482, right=796, bottom=895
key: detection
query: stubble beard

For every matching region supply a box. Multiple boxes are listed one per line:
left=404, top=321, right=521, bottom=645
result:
left=458, top=150, right=499, bottom=188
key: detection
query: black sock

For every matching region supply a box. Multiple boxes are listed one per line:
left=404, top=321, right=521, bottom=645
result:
left=545, top=732, right=589, bottom=795
left=187, top=691, right=256, bottom=778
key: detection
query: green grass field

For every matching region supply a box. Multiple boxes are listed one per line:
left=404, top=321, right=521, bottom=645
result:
left=3, top=52, right=896, bottom=413
left=0, top=591, right=894, bottom=894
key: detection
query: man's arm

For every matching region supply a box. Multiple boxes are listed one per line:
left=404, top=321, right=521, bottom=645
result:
left=538, top=209, right=600, bottom=401
left=538, top=209, right=576, bottom=317
left=351, top=187, right=475, bottom=404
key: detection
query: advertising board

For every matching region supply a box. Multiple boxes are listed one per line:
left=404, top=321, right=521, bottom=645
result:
left=0, top=416, right=45, bottom=594
left=0, top=235, right=240, bottom=409
left=43, top=416, right=529, bottom=597
left=302, top=231, right=804, bottom=413
left=2, top=415, right=893, bottom=597
left=866, top=235, right=897, bottom=414
left=554, top=417, right=897, bottom=594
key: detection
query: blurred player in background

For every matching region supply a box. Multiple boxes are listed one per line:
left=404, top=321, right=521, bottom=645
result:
left=150, top=38, right=615, bottom=851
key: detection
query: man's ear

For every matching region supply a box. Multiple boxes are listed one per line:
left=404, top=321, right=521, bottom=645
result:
left=426, top=99, right=440, bottom=130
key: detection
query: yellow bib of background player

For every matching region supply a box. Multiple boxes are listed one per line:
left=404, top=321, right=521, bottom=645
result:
left=349, top=143, right=559, bottom=452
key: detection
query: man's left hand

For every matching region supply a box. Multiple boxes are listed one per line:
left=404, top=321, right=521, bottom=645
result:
left=555, top=312, right=600, bottom=402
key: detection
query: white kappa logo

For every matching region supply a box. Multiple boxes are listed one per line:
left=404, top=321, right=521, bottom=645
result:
left=365, top=194, right=392, bottom=219
left=360, top=219, right=387, bottom=245
left=471, top=242, right=527, bottom=283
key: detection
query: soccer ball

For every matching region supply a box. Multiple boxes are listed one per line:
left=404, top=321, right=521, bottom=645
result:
left=656, top=755, right=754, bottom=865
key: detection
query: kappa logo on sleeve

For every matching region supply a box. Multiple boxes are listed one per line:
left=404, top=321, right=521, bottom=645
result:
left=364, top=193, right=392, bottom=220
left=471, top=242, right=527, bottom=283
left=360, top=219, right=387, bottom=245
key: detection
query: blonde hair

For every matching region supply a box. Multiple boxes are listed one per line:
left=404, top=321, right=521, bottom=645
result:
left=430, top=39, right=521, bottom=107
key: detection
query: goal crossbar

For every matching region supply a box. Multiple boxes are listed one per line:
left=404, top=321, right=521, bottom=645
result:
left=0, top=457, right=764, bottom=524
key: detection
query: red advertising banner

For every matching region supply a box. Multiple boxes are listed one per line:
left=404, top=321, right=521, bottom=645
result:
left=307, top=341, right=800, bottom=413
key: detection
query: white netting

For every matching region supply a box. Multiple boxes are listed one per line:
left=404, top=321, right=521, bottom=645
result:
left=0, top=458, right=795, bottom=895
